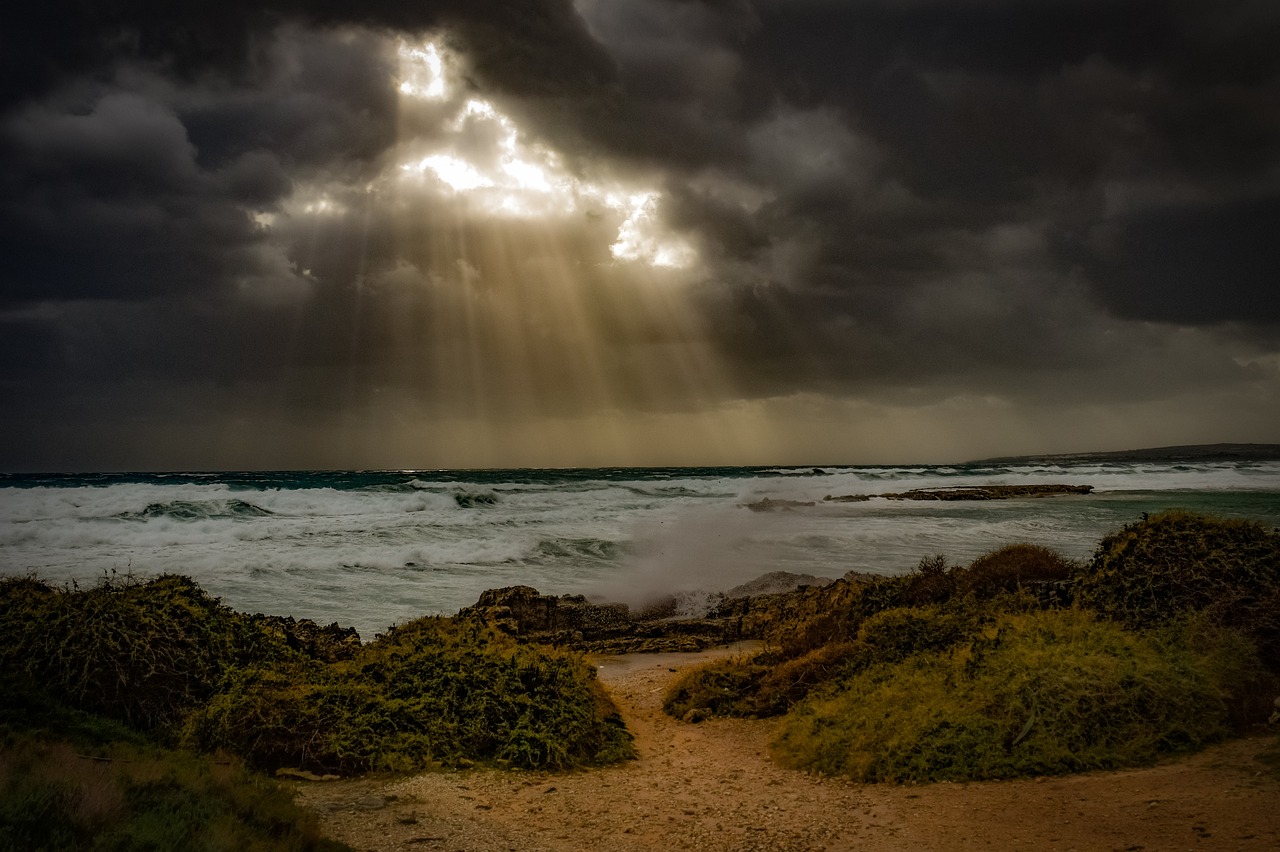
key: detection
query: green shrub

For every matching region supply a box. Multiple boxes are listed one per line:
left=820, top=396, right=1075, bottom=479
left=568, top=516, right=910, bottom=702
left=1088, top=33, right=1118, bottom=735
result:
left=897, top=555, right=957, bottom=605
left=2, top=574, right=633, bottom=774
left=771, top=609, right=1263, bottom=783
left=663, top=655, right=776, bottom=719
left=0, top=575, right=370, bottom=736
left=665, top=605, right=990, bottom=720
left=955, top=544, right=1075, bottom=598
left=761, top=548, right=1068, bottom=662
left=751, top=642, right=861, bottom=716
left=1074, top=511, right=1280, bottom=665
left=0, top=731, right=350, bottom=852
left=853, top=605, right=976, bottom=663
left=0, top=574, right=261, bottom=730
left=765, top=574, right=915, bottom=658
left=184, top=617, right=634, bottom=773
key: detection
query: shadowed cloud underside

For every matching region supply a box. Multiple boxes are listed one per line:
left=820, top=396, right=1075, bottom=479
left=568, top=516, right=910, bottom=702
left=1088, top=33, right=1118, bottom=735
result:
left=0, top=0, right=1278, bottom=469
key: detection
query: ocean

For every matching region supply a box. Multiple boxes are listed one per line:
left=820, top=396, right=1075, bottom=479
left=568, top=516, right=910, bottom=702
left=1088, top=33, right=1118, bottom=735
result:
left=3, top=460, right=1279, bottom=638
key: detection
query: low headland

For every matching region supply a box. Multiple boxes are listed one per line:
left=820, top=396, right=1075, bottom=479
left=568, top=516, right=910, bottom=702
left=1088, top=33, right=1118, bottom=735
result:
left=3, top=509, right=1280, bottom=849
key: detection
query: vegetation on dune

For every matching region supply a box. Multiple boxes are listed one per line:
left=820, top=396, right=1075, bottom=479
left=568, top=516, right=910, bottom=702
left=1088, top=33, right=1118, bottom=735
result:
left=0, top=574, right=255, bottom=730
left=185, top=616, right=634, bottom=773
left=1075, top=510, right=1280, bottom=665
left=0, top=694, right=350, bottom=852
left=771, top=610, right=1263, bottom=782
left=671, top=543, right=1074, bottom=720
left=957, top=543, right=1076, bottom=599
left=3, top=508, right=1277, bottom=807
left=668, top=518, right=1280, bottom=783
left=0, top=574, right=631, bottom=774
left=665, top=601, right=990, bottom=721
left=0, top=572, right=634, bottom=849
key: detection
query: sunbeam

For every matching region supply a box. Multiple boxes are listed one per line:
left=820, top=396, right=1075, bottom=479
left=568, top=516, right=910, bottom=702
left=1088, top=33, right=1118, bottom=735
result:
left=374, top=36, right=759, bottom=462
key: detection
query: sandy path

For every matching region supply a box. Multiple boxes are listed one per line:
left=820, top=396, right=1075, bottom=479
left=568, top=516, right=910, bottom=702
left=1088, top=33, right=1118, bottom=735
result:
left=294, top=645, right=1280, bottom=851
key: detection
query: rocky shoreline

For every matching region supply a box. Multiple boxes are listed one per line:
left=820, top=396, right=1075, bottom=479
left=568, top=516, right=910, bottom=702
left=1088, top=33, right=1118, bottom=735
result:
left=741, top=483, right=1092, bottom=511
left=457, top=567, right=988, bottom=655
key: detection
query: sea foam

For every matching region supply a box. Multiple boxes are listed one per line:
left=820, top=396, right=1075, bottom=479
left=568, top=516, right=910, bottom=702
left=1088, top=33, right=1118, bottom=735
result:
left=2, top=461, right=1279, bottom=637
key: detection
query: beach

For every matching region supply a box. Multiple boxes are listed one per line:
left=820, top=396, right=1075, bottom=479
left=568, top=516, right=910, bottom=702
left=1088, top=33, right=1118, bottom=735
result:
left=6, top=453, right=1280, bottom=849
left=295, top=645, right=1280, bottom=851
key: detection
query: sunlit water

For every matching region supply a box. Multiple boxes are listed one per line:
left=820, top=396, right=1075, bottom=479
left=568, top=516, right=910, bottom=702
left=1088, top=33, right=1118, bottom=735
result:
left=3, top=462, right=1278, bottom=638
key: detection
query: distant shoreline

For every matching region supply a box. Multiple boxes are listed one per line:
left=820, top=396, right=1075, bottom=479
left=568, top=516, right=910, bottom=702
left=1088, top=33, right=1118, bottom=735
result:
left=974, top=442, right=1280, bottom=465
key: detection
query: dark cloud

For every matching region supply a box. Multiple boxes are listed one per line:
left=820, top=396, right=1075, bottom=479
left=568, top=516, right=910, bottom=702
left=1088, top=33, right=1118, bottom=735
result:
left=568, top=0, right=1280, bottom=337
left=1078, top=196, right=1280, bottom=324
left=0, top=89, right=287, bottom=303
left=0, top=0, right=616, bottom=107
left=1, top=0, right=1278, bottom=468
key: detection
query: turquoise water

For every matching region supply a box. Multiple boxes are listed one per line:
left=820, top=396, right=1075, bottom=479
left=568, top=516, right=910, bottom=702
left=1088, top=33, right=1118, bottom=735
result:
left=3, top=462, right=1278, bottom=637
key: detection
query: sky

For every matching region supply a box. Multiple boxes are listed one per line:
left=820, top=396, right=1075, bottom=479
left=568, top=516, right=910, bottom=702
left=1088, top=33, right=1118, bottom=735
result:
left=1, top=0, right=1278, bottom=470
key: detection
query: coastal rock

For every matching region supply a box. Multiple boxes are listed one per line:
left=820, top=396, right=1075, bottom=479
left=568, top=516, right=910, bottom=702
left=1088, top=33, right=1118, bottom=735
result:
left=723, top=571, right=834, bottom=598
left=467, top=586, right=560, bottom=634
left=739, top=497, right=816, bottom=512
left=878, top=484, right=1093, bottom=501
left=462, top=560, right=1079, bottom=657
left=247, top=614, right=362, bottom=662
left=464, top=586, right=632, bottom=637
left=465, top=569, right=913, bottom=655
left=766, top=484, right=1096, bottom=509
left=460, top=586, right=742, bottom=653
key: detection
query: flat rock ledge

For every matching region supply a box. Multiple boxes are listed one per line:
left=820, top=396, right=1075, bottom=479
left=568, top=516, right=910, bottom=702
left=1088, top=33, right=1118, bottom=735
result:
left=874, top=484, right=1094, bottom=501
left=458, top=571, right=878, bottom=654
left=459, top=585, right=734, bottom=653
left=738, top=483, right=1093, bottom=511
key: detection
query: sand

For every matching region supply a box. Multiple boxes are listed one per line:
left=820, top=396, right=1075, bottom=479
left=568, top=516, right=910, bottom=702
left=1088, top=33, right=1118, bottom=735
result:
left=293, top=644, right=1280, bottom=851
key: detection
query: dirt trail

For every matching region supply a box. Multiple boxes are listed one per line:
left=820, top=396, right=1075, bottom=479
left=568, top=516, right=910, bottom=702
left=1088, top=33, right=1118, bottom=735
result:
left=294, top=644, right=1280, bottom=851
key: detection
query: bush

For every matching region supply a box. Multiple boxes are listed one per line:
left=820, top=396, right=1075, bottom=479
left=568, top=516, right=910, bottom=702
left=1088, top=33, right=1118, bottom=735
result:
left=761, top=547, right=1071, bottom=662
left=184, top=617, right=634, bottom=773
left=751, top=642, right=861, bottom=716
left=663, top=655, right=776, bottom=720
left=955, top=544, right=1075, bottom=599
left=1, top=574, right=634, bottom=774
left=0, top=574, right=260, bottom=730
left=1074, top=511, right=1280, bottom=665
left=0, top=733, right=350, bottom=852
left=665, top=604, right=989, bottom=720
left=0, top=576, right=368, bottom=735
left=771, top=609, right=1264, bottom=783
left=668, top=517, right=1279, bottom=782
left=853, top=605, right=977, bottom=663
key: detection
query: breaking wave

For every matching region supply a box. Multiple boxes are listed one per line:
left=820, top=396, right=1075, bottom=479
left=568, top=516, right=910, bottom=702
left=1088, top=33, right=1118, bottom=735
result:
left=454, top=491, right=500, bottom=508
left=527, top=537, right=624, bottom=564
left=3, top=458, right=1280, bottom=637
left=119, top=499, right=275, bottom=521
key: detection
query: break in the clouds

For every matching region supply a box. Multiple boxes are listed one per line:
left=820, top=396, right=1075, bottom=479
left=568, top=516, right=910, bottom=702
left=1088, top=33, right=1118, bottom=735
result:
left=1, top=0, right=1278, bottom=470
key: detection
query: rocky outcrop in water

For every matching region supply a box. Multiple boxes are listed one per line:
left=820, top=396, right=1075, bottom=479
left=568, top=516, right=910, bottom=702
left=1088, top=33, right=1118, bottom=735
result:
left=463, top=558, right=1081, bottom=657
left=820, top=484, right=1093, bottom=503
left=722, top=571, right=834, bottom=598
left=460, top=571, right=841, bottom=654
left=464, top=586, right=631, bottom=637
left=459, top=586, right=734, bottom=653
left=879, top=484, right=1093, bottom=500
left=739, top=498, right=816, bottom=512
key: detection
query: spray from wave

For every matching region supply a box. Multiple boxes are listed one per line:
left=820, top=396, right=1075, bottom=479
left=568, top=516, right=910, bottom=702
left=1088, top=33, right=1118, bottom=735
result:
left=586, top=507, right=785, bottom=615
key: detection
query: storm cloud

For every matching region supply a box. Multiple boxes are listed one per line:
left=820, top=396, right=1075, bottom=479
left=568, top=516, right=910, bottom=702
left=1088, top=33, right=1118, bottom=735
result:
left=1, top=0, right=1278, bottom=470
